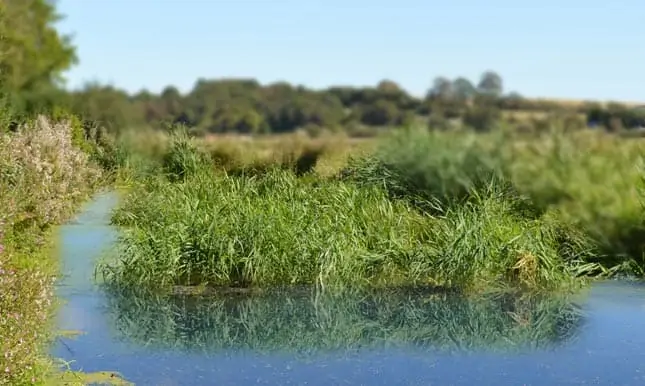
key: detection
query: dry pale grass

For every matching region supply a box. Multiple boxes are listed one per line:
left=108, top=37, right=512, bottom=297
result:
left=526, top=98, right=644, bottom=108
left=0, top=116, right=103, bottom=385
left=502, top=110, right=587, bottom=123
left=199, top=131, right=376, bottom=176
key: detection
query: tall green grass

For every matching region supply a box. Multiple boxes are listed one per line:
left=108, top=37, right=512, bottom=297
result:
left=106, top=125, right=635, bottom=293
left=342, top=127, right=645, bottom=275
left=340, top=128, right=506, bottom=213
left=103, top=169, right=435, bottom=291
left=500, top=130, right=645, bottom=272
left=428, top=183, right=597, bottom=291
left=102, top=169, right=593, bottom=293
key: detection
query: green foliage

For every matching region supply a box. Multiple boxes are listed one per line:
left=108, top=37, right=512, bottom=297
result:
left=340, top=128, right=507, bottom=213
left=345, top=127, right=645, bottom=275
left=0, top=0, right=77, bottom=115
left=463, top=104, right=502, bottom=132
left=498, top=131, right=645, bottom=272
left=583, top=103, right=645, bottom=130
left=50, top=107, right=93, bottom=153
left=429, top=184, right=595, bottom=292
left=44, top=65, right=636, bottom=135
left=101, top=161, right=593, bottom=294
left=102, top=169, right=434, bottom=292
left=160, top=126, right=211, bottom=182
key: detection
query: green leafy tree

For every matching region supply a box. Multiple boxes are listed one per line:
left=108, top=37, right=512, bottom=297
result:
left=70, top=83, right=141, bottom=132
left=477, top=71, right=503, bottom=97
left=359, top=100, right=400, bottom=126
left=0, top=0, right=77, bottom=113
left=452, top=77, right=476, bottom=101
left=427, top=77, right=453, bottom=100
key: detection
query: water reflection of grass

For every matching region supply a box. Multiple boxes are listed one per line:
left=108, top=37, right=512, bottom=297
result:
left=103, top=287, right=585, bottom=355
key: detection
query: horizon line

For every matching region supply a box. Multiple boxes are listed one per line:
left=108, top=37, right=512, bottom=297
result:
left=62, top=75, right=644, bottom=106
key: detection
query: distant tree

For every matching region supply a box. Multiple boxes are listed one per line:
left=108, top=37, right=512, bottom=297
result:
left=477, top=71, right=503, bottom=97
left=359, top=100, right=400, bottom=126
left=209, top=105, right=266, bottom=134
left=159, top=86, right=184, bottom=121
left=375, top=79, right=416, bottom=110
left=70, top=83, right=141, bottom=131
left=427, top=77, right=454, bottom=100
left=328, top=86, right=361, bottom=107
left=452, top=77, right=476, bottom=101
left=376, top=79, right=402, bottom=94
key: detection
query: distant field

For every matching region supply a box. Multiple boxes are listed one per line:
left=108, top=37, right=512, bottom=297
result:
left=526, top=98, right=644, bottom=108
left=502, top=110, right=587, bottom=122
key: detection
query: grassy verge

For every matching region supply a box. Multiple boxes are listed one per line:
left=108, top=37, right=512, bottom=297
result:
left=99, top=128, right=597, bottom=294
left=0, top=115, right=124, bottom=385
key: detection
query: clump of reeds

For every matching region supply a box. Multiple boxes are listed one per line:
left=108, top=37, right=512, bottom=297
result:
left=339, top=127, right=507, bottom=214
left=102, top=168, right=433, bottom=291
left=427, top=181, right=597, bottom=292
left=500, top=130, right=645, bottom=272
left=343, top=127, right=645, bottom=276
left=160, top=126, right=212, bottom=182
left=102, top=165, right=593, bottom=293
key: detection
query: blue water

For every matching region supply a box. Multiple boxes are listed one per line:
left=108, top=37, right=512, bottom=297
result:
left=53, top=193, right=645, bottom=385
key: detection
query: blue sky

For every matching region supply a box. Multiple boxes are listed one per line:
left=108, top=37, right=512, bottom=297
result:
left=57, top=0, right=644, bottom=101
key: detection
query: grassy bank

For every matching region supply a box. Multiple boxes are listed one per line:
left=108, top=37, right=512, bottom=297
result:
left=99, top=127, right=601, bottom=294
left=0, top=115, right=118, bottom=385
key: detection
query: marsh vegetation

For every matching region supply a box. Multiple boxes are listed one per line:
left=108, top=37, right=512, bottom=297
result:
left=98, top=125, right=645, bottom=297
left=3, top=1, right=645, bottom=383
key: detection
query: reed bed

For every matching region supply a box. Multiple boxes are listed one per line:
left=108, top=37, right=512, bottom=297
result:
left=100, top=128, right=596, bottom=293
left=343, top=127, right=645, bottom=274
left=103, top=123, right=645, bottom=295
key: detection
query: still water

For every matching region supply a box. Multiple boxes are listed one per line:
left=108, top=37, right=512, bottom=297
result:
left=53, top=193, right=645, bottom=386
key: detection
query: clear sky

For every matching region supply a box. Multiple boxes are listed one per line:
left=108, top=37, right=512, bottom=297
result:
left=56, top=0, right=644, bottom=101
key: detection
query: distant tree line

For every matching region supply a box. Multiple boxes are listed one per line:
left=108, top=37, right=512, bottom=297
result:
left=2, top=0, right=644, bottom=135
left=21, top=74, right=645, bottom=136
